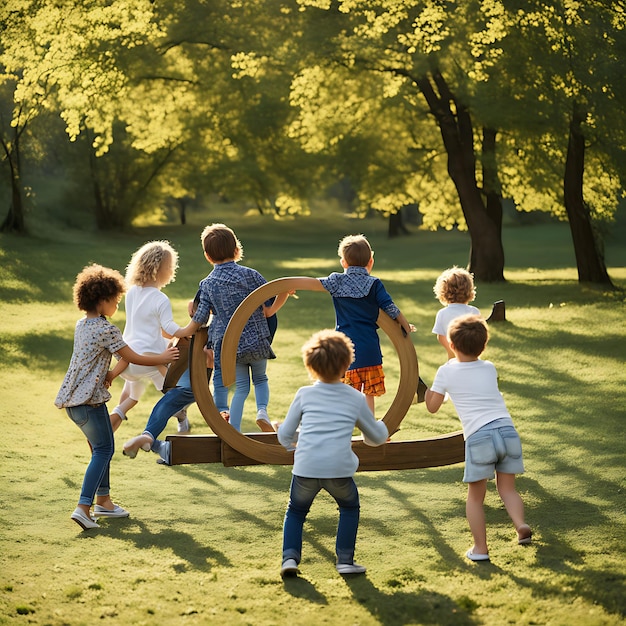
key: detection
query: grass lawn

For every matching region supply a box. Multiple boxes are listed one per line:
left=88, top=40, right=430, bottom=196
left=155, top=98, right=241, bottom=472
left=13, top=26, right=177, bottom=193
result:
left=0, top=207, right=625, bottom=625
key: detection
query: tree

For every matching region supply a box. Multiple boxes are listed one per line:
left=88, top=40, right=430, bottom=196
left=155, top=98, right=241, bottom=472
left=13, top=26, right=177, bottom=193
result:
left=0, top=0, right=161, bottom=232
left=283, top=1, right=507, bottom=280
left=458, top=0, right=624, bottom=286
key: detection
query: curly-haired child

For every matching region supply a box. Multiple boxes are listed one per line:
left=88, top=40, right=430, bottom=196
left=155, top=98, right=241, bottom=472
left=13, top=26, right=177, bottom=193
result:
left=277, top=329, right=389, bottom=578
left=55, top=264, right=178, bottom=530
left=108, top=241, right=189, bottom=433
left=432, top=267, right=480, bottom=361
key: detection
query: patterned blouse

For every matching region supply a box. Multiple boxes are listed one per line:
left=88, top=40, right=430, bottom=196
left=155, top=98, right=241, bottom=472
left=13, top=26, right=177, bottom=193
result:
left=55, top=316, right=126, bottom=408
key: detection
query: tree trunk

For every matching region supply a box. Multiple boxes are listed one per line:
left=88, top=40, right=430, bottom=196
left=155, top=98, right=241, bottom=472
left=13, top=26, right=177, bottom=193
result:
left=477, top=127, right=505, bottom=275
left=417, top=70, right=505, bottom=282
left=564, top=102, right=614, bottom=286
left=0, top=127, right=27, bottom=234
left=388, top=210, right=409, bottom=238
left=178, top=198, right=187, bottom=225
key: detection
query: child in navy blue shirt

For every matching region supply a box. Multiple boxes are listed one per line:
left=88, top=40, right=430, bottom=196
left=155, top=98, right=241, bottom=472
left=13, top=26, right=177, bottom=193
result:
left=318, top=234, right=414, bottom=416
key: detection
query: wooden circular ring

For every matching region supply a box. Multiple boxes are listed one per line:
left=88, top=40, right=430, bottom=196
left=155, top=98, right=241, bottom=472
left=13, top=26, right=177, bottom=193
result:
left=190, top=277, right=419, bottom=465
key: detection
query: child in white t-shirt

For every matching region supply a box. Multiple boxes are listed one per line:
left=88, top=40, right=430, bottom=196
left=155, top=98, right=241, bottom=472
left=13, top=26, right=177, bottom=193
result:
left=425, top=314, right=531, bottom=562
left=432, top=267, right=480, bottom=361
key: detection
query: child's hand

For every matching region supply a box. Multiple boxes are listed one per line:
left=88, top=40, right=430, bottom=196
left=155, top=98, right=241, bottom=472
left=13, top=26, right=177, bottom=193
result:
left=104, top=371, right=115, bottom=388
left=408, top=323, right=416, bottom=333
left=161, top=346, right=180, bottom=364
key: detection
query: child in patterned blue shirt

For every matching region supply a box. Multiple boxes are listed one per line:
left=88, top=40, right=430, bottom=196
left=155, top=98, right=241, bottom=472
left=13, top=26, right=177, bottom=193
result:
left=175, top=224, right=291, bottom=432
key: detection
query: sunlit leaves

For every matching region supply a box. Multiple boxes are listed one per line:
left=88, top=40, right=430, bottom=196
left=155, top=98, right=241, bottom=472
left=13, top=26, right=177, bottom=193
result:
left=1, top=0, right=162, bottom=155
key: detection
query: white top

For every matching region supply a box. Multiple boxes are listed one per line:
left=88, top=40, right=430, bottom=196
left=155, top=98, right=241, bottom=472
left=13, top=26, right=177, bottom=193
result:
left=277, top=381, right=389, bottom=478
left=430, top=359, right=513, bottom=439
left=432, top=303, right=480, bottom=336
left=55, top=316, right=127, bottom=408
left=123, top=285, right=180, bottom=353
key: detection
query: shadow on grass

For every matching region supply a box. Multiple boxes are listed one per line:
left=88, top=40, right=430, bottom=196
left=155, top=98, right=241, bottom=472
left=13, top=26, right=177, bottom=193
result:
left=340, top=574, right=479, bottom=626
left=281, top=570, right=481, bottom=625
left=98, top=518, right=231, bottom=572
left=166, top=450, right=626, bottom=624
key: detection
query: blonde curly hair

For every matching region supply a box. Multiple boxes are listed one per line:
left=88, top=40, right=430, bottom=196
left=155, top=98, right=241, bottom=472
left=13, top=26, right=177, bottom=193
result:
left=433, top=266, right=476, bottom=305
left=125, top=240, right=178, bottom=287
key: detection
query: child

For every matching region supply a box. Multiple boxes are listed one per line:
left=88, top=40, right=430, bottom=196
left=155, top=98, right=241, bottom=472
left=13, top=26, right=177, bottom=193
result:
left=109, top=241, right=188, bottom=433
left=277, top=329, right=389, bottom=578
left=122, top=293, right=212, bottom=461
left=175, top=223, right=291, bottom=432
left=424, top=314, right=531, bottom=561
left=54, top=264, right=178, bottom=530
left=319, top=234, right=414, bottom=415
left=432, top=267, right=480, bottom=360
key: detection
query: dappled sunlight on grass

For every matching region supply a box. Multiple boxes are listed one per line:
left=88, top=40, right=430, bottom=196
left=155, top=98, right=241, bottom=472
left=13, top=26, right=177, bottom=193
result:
left=276, top=257, right=337, bottom=271
left=1, top=216, right=625, bottom=625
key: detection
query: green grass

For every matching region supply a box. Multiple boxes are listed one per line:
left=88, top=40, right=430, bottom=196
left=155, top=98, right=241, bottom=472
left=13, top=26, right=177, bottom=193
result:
left=0, top=208, right=625, bottom=625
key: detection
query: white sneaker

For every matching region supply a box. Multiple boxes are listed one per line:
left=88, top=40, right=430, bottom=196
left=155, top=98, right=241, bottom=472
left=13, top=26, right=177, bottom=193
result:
left=71, top=507, right=99, bottom=530
left=155, top=440, right=171, bottom=465
left=256, top=409, right=275, bottom=432
left=93, top=504, right=130, bottom=518
left=280, top=558, right=299, bottom=578
left=122, top=434, right=153, bottom=458
left=176, top=411, right=191, bottom=433
left=336, top=562, right=366, bottom=574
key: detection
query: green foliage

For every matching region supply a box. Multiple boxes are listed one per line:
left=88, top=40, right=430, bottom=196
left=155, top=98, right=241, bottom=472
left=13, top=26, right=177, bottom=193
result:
left=0, top=0, right=624, bottom=265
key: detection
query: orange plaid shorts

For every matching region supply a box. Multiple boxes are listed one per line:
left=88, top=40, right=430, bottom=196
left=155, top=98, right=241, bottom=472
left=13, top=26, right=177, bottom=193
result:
left=343, top=365, right=386, bottom=397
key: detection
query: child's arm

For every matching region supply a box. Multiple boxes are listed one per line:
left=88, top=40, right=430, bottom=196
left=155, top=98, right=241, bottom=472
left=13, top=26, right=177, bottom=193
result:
left=116, top=344, right=179, bottom=367
left=277, top=391, right=302, bottom=450
left=395, top=311, right=416, bottom=336
left=106, top=358, right=128, bottom=386
left=425, top=388, right=445, bottom=413
left=173, top=320, right=201, bottom=338
left=437, top=334, right=455, bottom=360
left=263, top=291, right=294, bottom=317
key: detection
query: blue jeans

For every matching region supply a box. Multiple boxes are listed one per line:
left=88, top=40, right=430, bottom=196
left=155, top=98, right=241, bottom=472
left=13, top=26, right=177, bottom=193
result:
left=228, top=360, right=269, bottom=431
left=212, top=366, right=229, bottom=415
left=144, top=368, right=195, bottom=441
left=66, top=404, right=114, bottom=505
left=282, top=475, right=360, bottom=565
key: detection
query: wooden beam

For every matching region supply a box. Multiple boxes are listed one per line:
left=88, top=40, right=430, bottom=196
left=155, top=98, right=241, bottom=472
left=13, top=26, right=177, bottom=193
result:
left=166, top=431, right=465, bottom=471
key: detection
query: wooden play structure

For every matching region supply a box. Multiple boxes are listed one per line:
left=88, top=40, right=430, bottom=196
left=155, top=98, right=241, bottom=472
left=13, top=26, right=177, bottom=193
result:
left=166, top=277, right=465, bottom=471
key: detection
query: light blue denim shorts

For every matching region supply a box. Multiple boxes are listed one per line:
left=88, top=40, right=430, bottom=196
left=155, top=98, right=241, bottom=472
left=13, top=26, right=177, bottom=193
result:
left=463, top=419, right=525, bottom=483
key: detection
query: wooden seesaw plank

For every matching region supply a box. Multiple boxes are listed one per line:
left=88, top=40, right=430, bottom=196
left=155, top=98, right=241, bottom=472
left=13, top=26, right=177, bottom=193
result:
left=166, top=277, right=466, bottom=471
left=166, top=431, right=465, bottom=470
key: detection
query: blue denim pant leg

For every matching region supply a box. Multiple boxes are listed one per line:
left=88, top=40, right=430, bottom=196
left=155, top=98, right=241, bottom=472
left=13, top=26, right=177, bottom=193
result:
left=229, top=360, right=269, bottom=431
left=282, top=476, right=360, bottom=565
left=250, top=359, right=269, bottom=411
left=66, top=404, right=114, bottom=505
left=212, top=365, right=229, bottom=415
left=144, top=368, right=195, bottom=441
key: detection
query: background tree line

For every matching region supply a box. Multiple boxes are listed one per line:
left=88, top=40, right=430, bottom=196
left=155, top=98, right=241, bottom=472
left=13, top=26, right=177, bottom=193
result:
left=1, top=0, right=624, bottom=285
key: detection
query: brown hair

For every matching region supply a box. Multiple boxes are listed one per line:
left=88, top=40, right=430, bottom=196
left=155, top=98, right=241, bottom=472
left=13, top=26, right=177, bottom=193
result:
left=302, top=329, right=354, bottom=381
left=73, top=264, right=126, bottom=313
left=200, top=223, right=243, bottom=263
left=338, top=234, right=372, bottom=268
left=448, top=314, right=488, bottom=358
left=433, top=266, right=476, bottom=305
